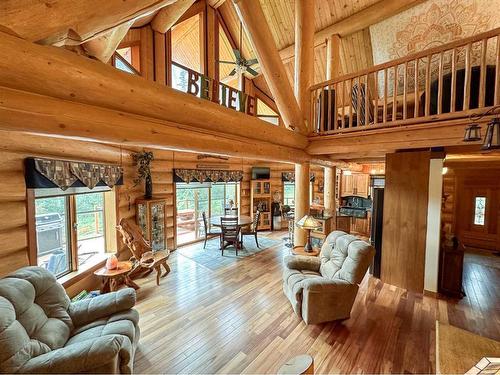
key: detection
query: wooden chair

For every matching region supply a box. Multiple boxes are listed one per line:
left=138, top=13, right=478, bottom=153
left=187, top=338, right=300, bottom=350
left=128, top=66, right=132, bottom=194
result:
left=116, top=218, right=170, bottom=286
left=220, top=217, right=241, bottom=256
left=241, top=210, right=261, bottom=248
left=224, top=207, right=238, bottom=216
left=202, top=211, right=221, bottom=249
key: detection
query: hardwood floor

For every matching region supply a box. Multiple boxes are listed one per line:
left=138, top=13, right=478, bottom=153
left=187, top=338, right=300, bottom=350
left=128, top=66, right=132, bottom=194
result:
left=133, top=232, right=498, bottom=374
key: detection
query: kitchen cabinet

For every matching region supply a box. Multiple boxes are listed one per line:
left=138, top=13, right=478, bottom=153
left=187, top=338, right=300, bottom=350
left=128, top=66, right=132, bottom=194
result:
left=350, top=217, right=370, bottom=237
left=341, top=173, right=369, bottom=198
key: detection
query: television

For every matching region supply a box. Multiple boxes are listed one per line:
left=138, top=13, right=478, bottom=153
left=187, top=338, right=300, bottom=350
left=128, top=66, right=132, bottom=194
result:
left=251, top=167, right=270, bottom=180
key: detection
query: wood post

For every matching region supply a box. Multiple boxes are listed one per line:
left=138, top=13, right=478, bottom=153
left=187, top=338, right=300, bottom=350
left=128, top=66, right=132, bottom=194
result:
left=323, top=166, right=336, bottom=214
left=233, top=0, right=307, bottom=134
left=204, top=5, right=219, bottom=82
left=294, top=0, right=315, bottom=131
left=82, top=22, right=133, bottom=63
left=294, top=162, right=310, bottom=246
left=154, top=31, right=167, bottom=85
left=326, top=35, right=341, bottom=81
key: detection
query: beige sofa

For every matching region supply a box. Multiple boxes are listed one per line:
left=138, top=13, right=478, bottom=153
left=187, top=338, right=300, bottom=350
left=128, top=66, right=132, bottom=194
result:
left=0, top=266, right=140, bottom=374
left=283, top=231, right=375, bottom=325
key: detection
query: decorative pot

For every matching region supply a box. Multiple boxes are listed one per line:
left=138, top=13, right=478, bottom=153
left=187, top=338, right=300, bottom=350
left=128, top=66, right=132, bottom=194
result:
left=145, top=175, right=153, bottom=199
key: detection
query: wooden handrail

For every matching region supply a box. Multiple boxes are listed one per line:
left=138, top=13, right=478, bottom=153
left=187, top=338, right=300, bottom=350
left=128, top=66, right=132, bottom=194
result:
left=311, top=27, right=500, bottom=135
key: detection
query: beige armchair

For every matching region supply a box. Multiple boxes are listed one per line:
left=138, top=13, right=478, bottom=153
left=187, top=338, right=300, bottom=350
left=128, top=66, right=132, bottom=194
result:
left=0, top=266, right=140, bottom=374
left=283, top=231, right=375, bottom=325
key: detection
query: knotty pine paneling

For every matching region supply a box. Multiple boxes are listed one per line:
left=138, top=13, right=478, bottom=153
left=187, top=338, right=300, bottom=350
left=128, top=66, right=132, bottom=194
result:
left=381, top=151, right=430, bottom=292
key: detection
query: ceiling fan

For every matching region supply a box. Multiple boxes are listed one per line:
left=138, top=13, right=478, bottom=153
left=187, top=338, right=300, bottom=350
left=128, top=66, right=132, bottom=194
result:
left=218, top=22, right=259, bottom=77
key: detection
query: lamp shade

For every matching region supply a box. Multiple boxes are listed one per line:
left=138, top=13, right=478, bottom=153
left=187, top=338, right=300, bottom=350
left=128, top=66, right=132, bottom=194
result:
left=481, top=118, right=500, bottom=150
left=296, top=215, right=322, bottom=230
left=463, top=123, right=482, bottom=142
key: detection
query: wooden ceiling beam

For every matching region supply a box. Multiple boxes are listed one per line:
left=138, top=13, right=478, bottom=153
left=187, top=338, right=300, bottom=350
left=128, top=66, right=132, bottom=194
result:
left=279, top=0, right=424, bottom=63
left=151, top=0, right=197, bottom=34
left=82, top=22, right=133, bottom=62
left=233, top=0, right=306, bottom=134
left=208, top=0, right=226, bottom=9
left=0, top=87, right=307, bottom=164
left=0, top=31, right=307, bottom=150
left=0, top=0, right=176, bottom=46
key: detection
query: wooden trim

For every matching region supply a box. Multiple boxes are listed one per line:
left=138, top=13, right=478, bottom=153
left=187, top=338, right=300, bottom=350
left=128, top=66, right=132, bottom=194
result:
left=60, top=258, right=106, bottom=289
left=174, top=1, right=205, bottom=26
left=26, top=189, right=37, bottom=266
left=69, top=195, right=78, bottom=271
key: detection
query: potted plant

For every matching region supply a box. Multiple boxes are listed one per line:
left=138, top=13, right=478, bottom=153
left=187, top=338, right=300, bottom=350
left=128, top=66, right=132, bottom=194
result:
left=132, top=151, right=154, bottom=199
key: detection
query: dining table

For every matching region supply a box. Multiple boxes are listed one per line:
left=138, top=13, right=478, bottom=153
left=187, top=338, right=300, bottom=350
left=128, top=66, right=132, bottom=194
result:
left=209, top=214, right=253, bottom=227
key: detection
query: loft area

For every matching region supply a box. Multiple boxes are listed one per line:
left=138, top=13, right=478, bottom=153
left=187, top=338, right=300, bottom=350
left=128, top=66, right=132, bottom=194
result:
left=0, top=1, right=500, bottom=374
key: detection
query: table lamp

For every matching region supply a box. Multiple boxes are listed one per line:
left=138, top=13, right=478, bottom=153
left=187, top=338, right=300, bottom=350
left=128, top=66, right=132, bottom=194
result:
left=296, top=215, right=322, bottom=252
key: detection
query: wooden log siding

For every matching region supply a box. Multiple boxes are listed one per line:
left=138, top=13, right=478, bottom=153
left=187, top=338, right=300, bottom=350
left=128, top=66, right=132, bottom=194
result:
left=310, top=27, right=500, bottom=136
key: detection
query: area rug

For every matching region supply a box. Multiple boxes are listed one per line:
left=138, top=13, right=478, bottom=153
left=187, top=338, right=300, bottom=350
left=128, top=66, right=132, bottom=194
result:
left=177, top=236, right=281, bottom=270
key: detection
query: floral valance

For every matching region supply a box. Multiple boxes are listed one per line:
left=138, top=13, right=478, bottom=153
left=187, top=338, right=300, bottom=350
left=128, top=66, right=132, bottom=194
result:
left=282, top=172, right=315, bottom=182
left=25, top=157, right=123, bottom=191
left=174, top=169, right=243, bottom=183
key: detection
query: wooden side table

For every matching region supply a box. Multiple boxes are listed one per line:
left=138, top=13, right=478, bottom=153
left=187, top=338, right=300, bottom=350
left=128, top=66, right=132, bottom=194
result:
left=292, top=246, right=320, bottom=257
left=94, top=261, right=139, bottom=293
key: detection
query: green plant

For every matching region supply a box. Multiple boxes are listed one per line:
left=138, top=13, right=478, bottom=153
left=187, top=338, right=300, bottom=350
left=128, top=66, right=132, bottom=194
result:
left=132, top=151, right=154, bottom=186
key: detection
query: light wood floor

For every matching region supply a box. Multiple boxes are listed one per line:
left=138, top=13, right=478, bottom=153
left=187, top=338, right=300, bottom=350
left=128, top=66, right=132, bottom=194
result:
left=133, top=231, right=499, bottom=374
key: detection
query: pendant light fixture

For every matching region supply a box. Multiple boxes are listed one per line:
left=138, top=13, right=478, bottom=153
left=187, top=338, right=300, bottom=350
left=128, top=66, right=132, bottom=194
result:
left=481, top=118, right=500, bottom=151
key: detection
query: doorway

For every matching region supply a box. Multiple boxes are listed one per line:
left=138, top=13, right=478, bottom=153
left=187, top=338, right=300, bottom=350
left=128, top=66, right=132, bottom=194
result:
left=175, top=182, right=240, bottom=246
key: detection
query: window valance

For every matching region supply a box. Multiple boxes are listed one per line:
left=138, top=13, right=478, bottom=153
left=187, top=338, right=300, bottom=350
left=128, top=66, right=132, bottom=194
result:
left=25, top=157, right=123, bottom=190
left=174, top=169, right=243, bottom=183
left=281, top=172, right=315, bottom=182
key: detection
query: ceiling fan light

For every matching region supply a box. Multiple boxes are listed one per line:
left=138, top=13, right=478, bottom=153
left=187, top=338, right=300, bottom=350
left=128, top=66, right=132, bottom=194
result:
left=463, top=123, right=482, bottom=142
left=481, top=118, right=500, bottom=151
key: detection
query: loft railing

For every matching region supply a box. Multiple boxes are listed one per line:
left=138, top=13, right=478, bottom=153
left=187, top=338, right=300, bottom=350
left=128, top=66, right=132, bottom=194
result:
left=310, top=27, right=500, bottom=135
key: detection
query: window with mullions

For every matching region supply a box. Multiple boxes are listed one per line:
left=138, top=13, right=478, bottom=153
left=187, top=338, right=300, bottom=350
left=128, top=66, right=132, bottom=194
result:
left=34, top=190, right=115, bottom=278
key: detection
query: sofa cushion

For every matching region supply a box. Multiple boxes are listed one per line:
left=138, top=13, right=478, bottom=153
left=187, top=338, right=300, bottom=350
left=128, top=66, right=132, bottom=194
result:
left=319, top=231, right=374, bottom=285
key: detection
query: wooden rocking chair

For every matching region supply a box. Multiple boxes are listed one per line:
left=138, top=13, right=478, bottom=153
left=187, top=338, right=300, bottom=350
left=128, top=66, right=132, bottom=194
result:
left=116, top=218, right=171, bottom=286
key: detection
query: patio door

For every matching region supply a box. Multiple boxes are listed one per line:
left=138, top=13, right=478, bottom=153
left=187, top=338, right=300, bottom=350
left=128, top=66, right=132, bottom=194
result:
left=176, top=183, right=209, bottom=245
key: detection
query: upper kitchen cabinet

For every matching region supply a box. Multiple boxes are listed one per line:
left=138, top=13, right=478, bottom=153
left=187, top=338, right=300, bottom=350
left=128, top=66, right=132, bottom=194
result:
left=341, top=173, right=370, bottom=198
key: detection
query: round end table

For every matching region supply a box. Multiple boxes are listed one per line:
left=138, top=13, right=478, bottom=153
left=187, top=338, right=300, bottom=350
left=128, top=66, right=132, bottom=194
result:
left=94, top=261, right=139, bottom=293
left=278, top=354, right=314, bottom=374
left=292, top=246, right=320, bottom=257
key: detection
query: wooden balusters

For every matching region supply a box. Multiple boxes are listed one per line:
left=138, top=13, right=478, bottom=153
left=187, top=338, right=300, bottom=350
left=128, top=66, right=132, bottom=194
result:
left=320, top=87, right=325, bottom=133
left=478, top=39, right=487, bottom=108
left=327, top=84, right=332, bottom=131
left=403, top=62, right=408, bottom=120
left=374, top=71, right=378, bottom=124
left=349, top=78, right=353, bottom=128
left=383, top=68, right=388, bottom=123
left=392, top=65, right=398, bottom=121
left=414, top=58, right=419, bottom=118
left=437, top=52, right=444, bottom=115
left=341, top=80, right=346, bottom=129
left=356, top=76, right=361, bottom=126
left=333, top=83, right=338, bottom=130
left=364, top=74, right=369, bottom=126
left=424, top=55, right=431, bottom=117
left=495, top=35, right=500, bottom=106
left=451, top=48, right=457, bottom=112
left=463, top=43, right=471, bottom=111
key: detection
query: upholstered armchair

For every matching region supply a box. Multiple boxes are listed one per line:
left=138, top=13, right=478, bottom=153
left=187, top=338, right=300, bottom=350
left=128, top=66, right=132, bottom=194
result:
left=0, top=267, right=140, bottom=374
left=282, top=231, right=375, bottom=325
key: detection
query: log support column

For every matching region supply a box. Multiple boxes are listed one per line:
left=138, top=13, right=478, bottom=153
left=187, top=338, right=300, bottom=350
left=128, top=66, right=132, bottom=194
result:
left=294, top=162, right=310, bottom=246
left=323, top=166, right=336, bottom=214
left=325, top=34, right=341, bottom=80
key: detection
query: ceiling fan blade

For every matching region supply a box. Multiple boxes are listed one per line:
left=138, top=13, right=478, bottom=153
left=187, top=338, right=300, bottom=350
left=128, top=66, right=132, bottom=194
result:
left=229, top=68, right=237, bottom=76
left=246, top=58, right=258, bottom=66
left=233, top=49, right=241, bottom=60
left=218, top=60, right=237, bottom=65
left=246, top=66, right=259, bottom=76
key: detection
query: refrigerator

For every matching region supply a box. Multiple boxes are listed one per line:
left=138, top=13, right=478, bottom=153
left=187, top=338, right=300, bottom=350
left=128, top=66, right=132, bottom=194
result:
left=370, top=187, right=384, bottom=278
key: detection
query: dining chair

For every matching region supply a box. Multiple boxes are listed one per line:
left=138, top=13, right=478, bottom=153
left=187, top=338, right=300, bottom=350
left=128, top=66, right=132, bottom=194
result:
left=224, top=207, right=238, bottom=216
left=241, top=210, right=260, bottom=248
left=220, top=217, right=240, bottom=255
left=202, top=211, right=221, bottom=249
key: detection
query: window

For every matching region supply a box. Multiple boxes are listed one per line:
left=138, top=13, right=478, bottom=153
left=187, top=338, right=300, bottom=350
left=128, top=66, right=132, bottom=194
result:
left=113, top=46, right=140, bottom=75
left=283, top=182, right=295, bottom=207
left=175, top=182, right=240, bottom=245
left=257, top=98, right=280, bottom=125
left=473, top=196, right=486, bottom=226
left=33, top=190, right=116, bottom=278
left=172, top=14, right=201, bottom=73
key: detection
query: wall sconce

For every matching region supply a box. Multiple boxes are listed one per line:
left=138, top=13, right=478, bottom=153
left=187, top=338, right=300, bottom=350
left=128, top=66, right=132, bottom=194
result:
left=463, top=123, right=482, bottom=142
left=481, top=118, right=500, bottom=151
left=442, top=167, right=448, bottom=175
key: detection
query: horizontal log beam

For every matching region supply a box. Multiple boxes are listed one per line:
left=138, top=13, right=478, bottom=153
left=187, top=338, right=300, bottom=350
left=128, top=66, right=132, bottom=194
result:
left=0, top=31, right=307, bottom=151
left=307, top=117, right=494, bottom=156
left=0, top=0, right=175, bottom=46
left=279, top=0, right=424, bottom=63
left=0, top=87, right=308, bottom=164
